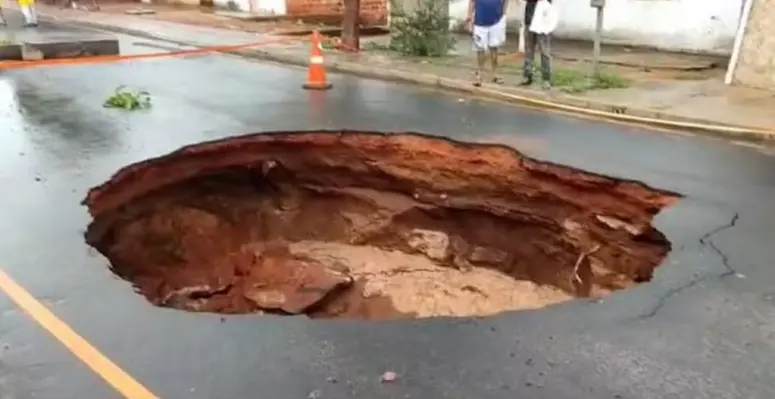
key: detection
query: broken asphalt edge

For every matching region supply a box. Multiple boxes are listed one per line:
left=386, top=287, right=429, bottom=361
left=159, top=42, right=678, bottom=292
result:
left=41, top=15, right=775, bottom=142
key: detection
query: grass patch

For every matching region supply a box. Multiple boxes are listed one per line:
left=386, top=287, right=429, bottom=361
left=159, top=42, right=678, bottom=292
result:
left=363, top=40, right=463, bottom=66
left=464, top=63, right=629, bottom=93
left=362, top=41, right=393, bottom=52
left=672, top=72, right=715, bottom=81
left=551, top=68, right=629, bottom=93
left=360, top=41, right=630, bottom=92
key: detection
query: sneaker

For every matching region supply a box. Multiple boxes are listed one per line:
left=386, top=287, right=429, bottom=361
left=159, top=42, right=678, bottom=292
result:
left=541, top=81, right=552, bottom=90
left=519, top=77, right=533, bottom=86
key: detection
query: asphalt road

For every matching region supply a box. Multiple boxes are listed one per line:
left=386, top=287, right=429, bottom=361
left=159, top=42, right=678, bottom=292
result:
left=1, top=31, right=775, bottom=399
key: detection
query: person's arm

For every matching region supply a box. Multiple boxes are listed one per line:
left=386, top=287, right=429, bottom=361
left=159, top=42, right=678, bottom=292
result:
left=466, top=0, right=475, bottom=30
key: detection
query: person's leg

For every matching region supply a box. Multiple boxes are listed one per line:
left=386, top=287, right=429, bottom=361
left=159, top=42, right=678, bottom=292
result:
left=521, top=27, right=536, bottom=85
left=538, top=33, right=553, bottom=88
left=488, top=17, right=506, bottom=83
left=488, top=48, right=500, bottom=83
left=472, top=25, right=489, bottom=86
left=30, top=0, right=38, bottom=26
left=18, top=0, right=37, bottom=27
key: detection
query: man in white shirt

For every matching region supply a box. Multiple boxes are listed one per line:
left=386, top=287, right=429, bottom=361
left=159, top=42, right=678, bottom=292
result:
left=522, top=0, right=553, bottom=89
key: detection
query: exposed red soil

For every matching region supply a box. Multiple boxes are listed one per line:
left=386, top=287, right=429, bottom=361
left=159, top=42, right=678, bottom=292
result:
left=83, top=131, right=680, bottom=320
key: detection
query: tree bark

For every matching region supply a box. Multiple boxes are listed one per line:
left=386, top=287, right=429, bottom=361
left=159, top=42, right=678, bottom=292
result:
left=342, top=0, right=361, bottom=51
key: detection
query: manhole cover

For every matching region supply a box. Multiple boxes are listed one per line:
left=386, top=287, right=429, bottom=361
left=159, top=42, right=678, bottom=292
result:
left=84, top=131, right=680, bottom=320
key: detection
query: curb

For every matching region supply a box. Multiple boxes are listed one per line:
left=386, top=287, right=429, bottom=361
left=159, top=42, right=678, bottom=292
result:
left=42, top=14, right=775, bottom=141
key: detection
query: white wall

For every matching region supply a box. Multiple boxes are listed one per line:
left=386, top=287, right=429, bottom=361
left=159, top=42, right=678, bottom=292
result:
left=256, top=0, right=287, bottom=14
left=213, top=0, right=250, bottom=11
left=213, top=0, right=286, bottom=14
left=450, top=0, right=743, bottom=55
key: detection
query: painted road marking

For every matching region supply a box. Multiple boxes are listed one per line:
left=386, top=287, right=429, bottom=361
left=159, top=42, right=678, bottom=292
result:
left=470, top=92, right=766, bottom=146
left=0, top=267, right=161, bottom=399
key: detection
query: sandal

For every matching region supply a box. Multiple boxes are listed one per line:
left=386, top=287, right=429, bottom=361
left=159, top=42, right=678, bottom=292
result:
left=473, top=71, right=482, bottom=87
left=491, top=76, right=504, bottom=84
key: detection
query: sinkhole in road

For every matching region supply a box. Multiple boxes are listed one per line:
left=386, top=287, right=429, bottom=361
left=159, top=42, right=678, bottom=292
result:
left=83, top=131, right=681, bottom=320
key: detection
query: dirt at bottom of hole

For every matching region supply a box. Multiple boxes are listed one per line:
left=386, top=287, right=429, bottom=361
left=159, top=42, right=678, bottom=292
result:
left=292, top=241, right=576, bottom=319
left=140, top=239, right=577, bottom=320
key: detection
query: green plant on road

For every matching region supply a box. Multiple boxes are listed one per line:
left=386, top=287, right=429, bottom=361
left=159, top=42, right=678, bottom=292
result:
left=388, top=0, right=456, bottom=57
left=103, top=85, right=152, bottom=110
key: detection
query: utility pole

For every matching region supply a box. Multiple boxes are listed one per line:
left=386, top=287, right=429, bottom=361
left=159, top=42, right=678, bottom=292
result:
left=590, top=0, right=605, bottom=80
left=342, top=0, right=362, bottom=52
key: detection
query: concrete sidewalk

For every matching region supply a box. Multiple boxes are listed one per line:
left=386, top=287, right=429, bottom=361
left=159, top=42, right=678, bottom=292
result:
left=0, top=9, right=118, bottom=60
left=34, top=4, right=775, bottom=140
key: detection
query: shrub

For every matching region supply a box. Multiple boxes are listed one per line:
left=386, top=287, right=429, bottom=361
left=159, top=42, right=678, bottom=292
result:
left=388, top=0, right=456, bottom=57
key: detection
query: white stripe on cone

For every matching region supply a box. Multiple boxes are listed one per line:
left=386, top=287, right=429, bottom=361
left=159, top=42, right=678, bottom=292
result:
left=309, top=56, right=324, bottom=64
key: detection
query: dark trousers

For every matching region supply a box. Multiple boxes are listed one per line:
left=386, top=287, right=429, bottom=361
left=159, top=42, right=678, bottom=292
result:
left=523, top=27, right=552, bottom=82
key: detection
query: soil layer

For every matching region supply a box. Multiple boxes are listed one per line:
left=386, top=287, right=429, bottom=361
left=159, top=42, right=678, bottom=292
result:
left=83, top=131, right=681, bottom=320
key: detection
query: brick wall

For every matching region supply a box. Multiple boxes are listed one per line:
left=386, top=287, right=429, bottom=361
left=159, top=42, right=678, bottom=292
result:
left=285, top=0, right=388, bottom=25
left=734, top=0, right=775, bottom=90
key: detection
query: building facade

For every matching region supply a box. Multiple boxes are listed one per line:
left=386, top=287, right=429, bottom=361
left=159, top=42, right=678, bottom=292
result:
left=449, top=0, right=744, bottom=55
left=731, top=0, right=775, bottom=90
left=209, top=0, right=746, bottom=56
left=213, top=0, right=387, bottom=25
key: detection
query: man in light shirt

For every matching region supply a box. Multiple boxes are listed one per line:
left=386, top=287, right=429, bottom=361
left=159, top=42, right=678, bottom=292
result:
left=522, top=0, right=553, bottom=88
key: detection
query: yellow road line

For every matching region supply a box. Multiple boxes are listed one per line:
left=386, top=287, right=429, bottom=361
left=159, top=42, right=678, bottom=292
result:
left=467, top=90, right=772, bottom=148
left=476, top=86, right=773, bottom=139
left=0, top=267, right=161, bottom=399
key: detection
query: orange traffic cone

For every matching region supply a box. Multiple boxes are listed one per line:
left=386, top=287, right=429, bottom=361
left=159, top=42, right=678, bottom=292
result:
left=303, top=30, right=333, bottom=90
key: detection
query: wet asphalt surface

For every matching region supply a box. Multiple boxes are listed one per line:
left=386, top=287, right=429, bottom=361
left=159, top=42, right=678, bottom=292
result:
left=1, top=27, right=775, bottom=399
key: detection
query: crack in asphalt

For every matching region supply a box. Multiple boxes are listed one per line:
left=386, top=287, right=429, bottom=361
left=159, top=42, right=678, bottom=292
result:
left=700, top=212, right=740, bottom=277
left=637, top=212, right=740, bottom=320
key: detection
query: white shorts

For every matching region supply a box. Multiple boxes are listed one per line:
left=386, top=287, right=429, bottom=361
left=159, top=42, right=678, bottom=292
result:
left=473, top=17, right=507, bottom=51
